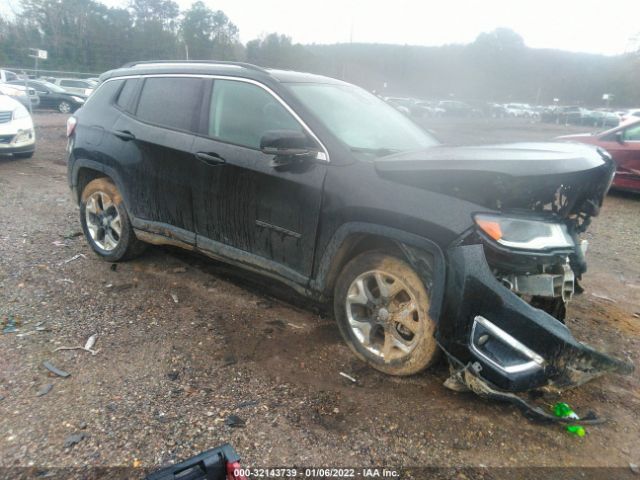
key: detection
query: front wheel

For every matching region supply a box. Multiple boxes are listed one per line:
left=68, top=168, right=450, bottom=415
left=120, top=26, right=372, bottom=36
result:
left=333, top=252, right=439, bottom=376
left=79, top=178, right=146, bottom=261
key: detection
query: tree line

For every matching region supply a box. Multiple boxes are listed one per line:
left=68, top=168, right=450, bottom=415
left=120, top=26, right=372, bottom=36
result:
left=1, top=0, right=639, bottom=106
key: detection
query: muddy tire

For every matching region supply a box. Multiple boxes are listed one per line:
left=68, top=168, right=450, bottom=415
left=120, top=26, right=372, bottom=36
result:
left=79, top=178, right=146, bottom=262
left=334, top=252, right=439, bottom=376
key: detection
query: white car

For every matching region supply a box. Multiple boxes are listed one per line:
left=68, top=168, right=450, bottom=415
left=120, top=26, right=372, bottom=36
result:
left=0, top=94, right=36, bottom=158
left=52, top=78, right=95, bottom=97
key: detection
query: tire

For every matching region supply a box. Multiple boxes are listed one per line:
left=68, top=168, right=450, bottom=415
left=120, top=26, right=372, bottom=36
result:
left=58, top=101, right=72, bottom=114
left=13, top=151, right=34, bottom=159
left=79, top=177, right=146, bottom=262
left=333, top=251, right=439, bottom=376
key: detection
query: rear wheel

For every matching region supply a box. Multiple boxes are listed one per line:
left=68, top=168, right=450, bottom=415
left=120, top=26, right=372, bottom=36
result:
left=58, top=101, right=72, bottom=114
left=80, top=178, right=146, bottom=261
left=334, top=252, right=439, bottom=376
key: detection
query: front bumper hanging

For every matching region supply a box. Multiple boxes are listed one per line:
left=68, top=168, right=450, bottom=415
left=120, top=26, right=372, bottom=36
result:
left=438, top=244, right=633, bottom=393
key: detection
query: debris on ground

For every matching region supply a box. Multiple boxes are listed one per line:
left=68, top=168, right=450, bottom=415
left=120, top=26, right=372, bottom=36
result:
left=566, top=425, right=586, bottom=437
left=224, top=414, right=245, bottom=428
left=62, top=230, right=83, bottom=239
left=63, top=433, right=86, bottom=448
left=58, top=253, right=87, bottom=266
left=53, top=334, right=99, bottom=355
left=110, top=263, right=117, bottom=272
left=630, top=463, right=640, bottom=475
left=36, top=383, right=54, bottom=397
left=339, top=371, right=357, bottom=383
left=2, top=314, right=18, bottom=334
left=171, top=267, right=187, bottom=273
left=591, top=292, right=617, bottom=303
left=43, top=361, right=70, bottom=378
left=170, top=293, right=179, bottom=303
left=552, top=402, right=580, bottom=420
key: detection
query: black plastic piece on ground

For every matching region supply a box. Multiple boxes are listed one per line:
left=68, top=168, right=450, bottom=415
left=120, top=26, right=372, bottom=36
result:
left=146, top=443, right=241, bottom=480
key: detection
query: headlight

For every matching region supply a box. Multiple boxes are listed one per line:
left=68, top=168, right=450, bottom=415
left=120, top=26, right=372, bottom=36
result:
left=474, top=214, right=574, bottom=250
left=71, top=96, right=85, bottom=103
left=14, top=129, right=34, bottom=143
left=13, top=105, right=30, bottom=120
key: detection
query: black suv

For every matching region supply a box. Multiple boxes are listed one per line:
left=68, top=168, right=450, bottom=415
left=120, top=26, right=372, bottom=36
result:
left=67, top=61, right=632, bottom=399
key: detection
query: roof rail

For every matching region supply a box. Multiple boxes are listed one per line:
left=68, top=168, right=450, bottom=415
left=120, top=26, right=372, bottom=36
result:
left=120, top=60, right=268, bottom=74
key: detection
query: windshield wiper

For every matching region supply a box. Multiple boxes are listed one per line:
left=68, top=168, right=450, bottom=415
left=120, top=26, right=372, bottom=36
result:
left=350, top=147, right=400, bottom=157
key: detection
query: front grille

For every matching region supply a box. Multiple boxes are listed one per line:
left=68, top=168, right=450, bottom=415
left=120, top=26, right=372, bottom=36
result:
left=0, top=134, right=14, bottom=144
left=0, top=111, right=12, bottom=124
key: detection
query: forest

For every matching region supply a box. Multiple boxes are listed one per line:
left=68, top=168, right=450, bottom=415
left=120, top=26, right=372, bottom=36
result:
left=1, top=0, right=639, bottom=105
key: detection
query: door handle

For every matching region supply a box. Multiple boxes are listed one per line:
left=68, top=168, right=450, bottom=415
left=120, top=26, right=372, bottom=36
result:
left=195, top=152, right=226, bottom=165
left=114, top=130, right=135, bottom=141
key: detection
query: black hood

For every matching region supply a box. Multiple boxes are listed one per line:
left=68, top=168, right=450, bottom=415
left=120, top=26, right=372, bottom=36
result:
left=375, top=143, right=615, bottom=221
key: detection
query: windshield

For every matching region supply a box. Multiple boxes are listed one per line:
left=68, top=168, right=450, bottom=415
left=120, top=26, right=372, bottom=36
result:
left=287, top=83, right=438, bottom=155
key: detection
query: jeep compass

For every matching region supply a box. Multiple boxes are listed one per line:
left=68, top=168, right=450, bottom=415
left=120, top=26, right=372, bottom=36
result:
left=66, top=61, right=633, bottom=400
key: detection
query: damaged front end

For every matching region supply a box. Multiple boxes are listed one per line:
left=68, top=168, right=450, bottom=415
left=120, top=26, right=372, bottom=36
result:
left=378, top=142, right=633, bottom=394
left=433, top=145, right=633, bottom=395
left=438, top=244, right=633, bottom=395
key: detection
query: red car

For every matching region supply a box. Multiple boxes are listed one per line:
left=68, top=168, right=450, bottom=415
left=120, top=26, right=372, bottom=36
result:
left=558, top=118, right=640, bottom=192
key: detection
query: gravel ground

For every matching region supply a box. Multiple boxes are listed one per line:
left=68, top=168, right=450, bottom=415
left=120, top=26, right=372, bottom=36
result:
left=0, top=113, right=639, bottom=478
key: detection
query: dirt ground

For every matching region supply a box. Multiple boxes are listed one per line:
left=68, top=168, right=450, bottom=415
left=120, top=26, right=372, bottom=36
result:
left=1, top=113, right=639, bottom=477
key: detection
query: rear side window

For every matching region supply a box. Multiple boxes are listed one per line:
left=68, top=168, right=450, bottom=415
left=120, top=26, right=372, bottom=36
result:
left=78, top=79, right=123, bottom=114
left=136, top=77, right=204, bottom=133
left=116, top=78, right=140, bottom=111
left=61, top=80, right=87, bottom=88
left=208, top=79, right=302, bottom=149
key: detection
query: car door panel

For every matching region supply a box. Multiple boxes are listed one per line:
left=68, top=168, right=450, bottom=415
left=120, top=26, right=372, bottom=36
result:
left=112, top=114, right=197, bottom=235
left=192, top=79, right=327, bottom=279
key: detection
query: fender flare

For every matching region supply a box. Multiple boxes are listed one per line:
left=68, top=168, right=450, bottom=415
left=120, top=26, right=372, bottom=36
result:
left=312, top=222, right=446, bottom=322
left=70, top=158, right=130, bottom=207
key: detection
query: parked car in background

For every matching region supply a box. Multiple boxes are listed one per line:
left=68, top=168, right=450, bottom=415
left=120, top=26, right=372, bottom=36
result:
left=0, top=83, right=39, bottom=109
left=383, top=97, right=415, bottom=115
left=437, top=100, right=479, bottom=117
left=621, top=108, right=640, bottom=122
left=558, top=118, right=640, bottom=192
left=504, top=103, right=536, bottom=118
left=412, top=101, right=445, bottom=118
left=0, top=69, right=20, bottom=83
left=52, top=78, right=95, bottom=97
left=583, top=110, right=620, bottom=128
left=0, top=93, right=36, bottom=158
left=8, top=79, right=85, bottom=113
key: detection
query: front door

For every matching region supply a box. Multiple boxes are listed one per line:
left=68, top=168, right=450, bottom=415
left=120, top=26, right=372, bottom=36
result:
left=192, top=78, right=327, bottom=281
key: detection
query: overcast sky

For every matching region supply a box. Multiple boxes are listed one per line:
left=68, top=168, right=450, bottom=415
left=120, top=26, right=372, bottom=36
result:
left=6, top=0, right=640, bottom=55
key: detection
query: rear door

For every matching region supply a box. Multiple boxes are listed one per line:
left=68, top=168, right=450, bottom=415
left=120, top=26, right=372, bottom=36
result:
left=111, top=76, right=206, bottom=242
left=192, top=78, right=327, bottom=280
left=601, top=123, right=640, bottom=189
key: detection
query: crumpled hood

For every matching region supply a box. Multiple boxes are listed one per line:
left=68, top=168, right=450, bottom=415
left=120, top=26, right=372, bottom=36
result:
left=375, top=142, right=615, bottom=219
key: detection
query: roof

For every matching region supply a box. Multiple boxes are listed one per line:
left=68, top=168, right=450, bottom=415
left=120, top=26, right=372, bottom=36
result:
left=100, top=60, right=346, bottom=86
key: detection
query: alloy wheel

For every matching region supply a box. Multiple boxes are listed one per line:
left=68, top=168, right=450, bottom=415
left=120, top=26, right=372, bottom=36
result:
left=85, top=191, right=122, bottom=251
left=345, top=270, right=423, bottom=361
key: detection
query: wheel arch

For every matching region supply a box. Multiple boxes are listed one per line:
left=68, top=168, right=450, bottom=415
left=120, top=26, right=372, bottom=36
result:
left=71, top=159, right=130, bottom=207
left=312, top=222, right=446, bottom=322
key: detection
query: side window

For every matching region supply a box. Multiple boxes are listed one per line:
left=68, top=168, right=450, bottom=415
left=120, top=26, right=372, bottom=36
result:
left=6, top=71, right=18, bottom=81
left=208, top=79, right=302, bottom=149
left=135, top=77, right=204, bottom=132
left=623, top=124, right=640, bottom=141
left=115, top=78, right=140, bottom=111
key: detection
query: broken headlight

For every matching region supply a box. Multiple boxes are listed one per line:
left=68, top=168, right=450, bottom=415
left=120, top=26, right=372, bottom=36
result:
left=474, top=214, right=574, bottom=250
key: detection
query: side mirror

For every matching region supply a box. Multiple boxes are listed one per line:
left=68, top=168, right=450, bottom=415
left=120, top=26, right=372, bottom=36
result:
left=260, top=130, right=315, bottom=158
left=615, top=131, right=625, bottom=144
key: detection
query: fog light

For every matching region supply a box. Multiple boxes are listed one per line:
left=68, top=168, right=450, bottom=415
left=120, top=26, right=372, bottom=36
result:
left=470, top=316, right=545, bottom=374
left=14, top=129, right=33, bottom=144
